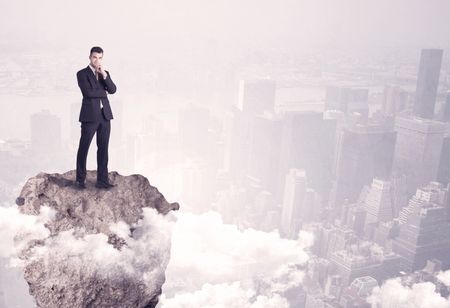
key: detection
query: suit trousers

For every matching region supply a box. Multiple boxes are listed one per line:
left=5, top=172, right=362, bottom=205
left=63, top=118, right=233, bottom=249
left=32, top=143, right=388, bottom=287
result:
left=76, top=110, right=111, bottom=183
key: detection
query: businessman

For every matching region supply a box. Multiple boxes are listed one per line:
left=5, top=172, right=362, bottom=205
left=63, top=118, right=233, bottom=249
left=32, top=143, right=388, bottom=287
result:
left=75, top=46, right=117, bottom=189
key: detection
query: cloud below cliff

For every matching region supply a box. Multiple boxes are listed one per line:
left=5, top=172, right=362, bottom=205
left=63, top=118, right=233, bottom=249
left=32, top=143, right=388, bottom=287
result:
left=159, top=281, right=290, bottom=308
left=8, top=203, right=450, bottom=307
left=0, top=205, right=54, bottom=260
left=27, top=207, right=175, bottom=289
left=12, top=208, right=308, bottom=307
left=437, top=270, right=450, bottom=287
left=159, top=210, right=313, bottom=307
left=1, top=205, right=312, bottom=307
left=368, top=277, right=450, bottom=308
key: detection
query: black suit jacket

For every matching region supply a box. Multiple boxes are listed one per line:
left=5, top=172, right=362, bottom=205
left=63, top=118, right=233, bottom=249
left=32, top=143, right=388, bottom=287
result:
left=76, top=65, right=117, bottom=122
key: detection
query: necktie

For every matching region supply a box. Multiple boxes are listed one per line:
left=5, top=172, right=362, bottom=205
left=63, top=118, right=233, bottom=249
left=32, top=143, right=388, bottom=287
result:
left=96, top=71, right=103, bottom=109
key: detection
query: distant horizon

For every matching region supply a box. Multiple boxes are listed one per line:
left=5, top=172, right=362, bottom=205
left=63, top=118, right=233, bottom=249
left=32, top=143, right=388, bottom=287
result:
left=2, top=0, right=450, bottom=53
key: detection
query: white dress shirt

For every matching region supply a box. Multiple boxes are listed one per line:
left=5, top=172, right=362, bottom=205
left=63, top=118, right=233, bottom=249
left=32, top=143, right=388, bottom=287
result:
left=88, top=64, right=108, bottom=108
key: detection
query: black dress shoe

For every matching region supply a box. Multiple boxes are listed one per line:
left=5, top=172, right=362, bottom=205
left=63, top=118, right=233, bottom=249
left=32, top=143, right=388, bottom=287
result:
left=95, top=181, right=116, bottom=189
left=75, top=180, right=86, bottom=189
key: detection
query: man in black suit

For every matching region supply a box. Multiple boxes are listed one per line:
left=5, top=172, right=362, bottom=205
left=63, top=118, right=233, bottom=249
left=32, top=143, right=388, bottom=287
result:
left=75, top=46, right=117, bottom=189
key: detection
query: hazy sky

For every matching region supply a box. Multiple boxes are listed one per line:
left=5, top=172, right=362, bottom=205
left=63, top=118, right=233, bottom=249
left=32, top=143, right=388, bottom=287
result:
left=1, top=0, right=450, bottom=52
left=2, top=2, right=450, bottom=307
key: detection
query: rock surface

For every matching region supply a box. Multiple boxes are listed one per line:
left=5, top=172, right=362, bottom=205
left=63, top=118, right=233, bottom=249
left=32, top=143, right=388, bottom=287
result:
left=15, top=170, right=180, bottom=308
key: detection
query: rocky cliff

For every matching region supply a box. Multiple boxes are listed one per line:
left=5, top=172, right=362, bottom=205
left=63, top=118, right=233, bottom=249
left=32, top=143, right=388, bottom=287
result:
left=14, top=170, right=180, bottom=308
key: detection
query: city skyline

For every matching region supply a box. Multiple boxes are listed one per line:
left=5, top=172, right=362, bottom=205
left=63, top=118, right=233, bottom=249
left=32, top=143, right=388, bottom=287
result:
left=2, top=1, right=450, bottom=307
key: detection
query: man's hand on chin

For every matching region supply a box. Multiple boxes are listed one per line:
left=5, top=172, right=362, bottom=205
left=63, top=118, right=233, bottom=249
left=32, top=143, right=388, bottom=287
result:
left=96, top=65, right=108, bottom=79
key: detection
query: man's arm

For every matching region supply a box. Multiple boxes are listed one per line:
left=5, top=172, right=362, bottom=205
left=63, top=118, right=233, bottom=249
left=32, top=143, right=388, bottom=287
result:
left=76, top=71, right=107, bottom=98
left=101, top=70, right=117, bottom=94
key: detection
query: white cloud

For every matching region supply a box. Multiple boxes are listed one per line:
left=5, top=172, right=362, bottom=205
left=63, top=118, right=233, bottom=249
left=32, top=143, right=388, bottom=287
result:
left=0, top=205, right=56, bottom=306
left=0, top=205, right=54, bottom=260
left=368, top=278, right=450, bottom=308
left=437, top=270, right=450, bottom=287
left=27, top=207, right=175, bottom=287
left=0, top=205, right=177, bottom=307
left=1, top=206, right=312, bottom=307
left=159, top=211, right=312, bottom=307
left=159, top=281, right=289, bottom=308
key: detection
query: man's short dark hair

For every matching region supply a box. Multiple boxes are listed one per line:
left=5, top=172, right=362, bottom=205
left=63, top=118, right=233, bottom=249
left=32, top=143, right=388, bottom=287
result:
left=90, top=46, right=103, bottom=55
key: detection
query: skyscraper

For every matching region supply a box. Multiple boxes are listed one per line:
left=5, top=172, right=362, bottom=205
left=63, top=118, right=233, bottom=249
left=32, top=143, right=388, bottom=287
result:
left=280, top=168, right=307, bottom=239
left=329, top=245, right=400, bottom=286
left=339, top=276, right=379, bottom=308
left=30, top=109, right=61, bottom=155
left=324, top=274, right=342, bottom=298
left=178, top=103, right=211, bottom=156
left=278, top=111, right=336, bottom=201
left=325, top=86, right=369, bottom=117
left=237, top=79, right=276, bottom=115
left=247, top=112, right=283, bottom=198
left=392, top=116, right=445, bottom=196
left=329, top=119, right=396, bottom=216
left=438, top=132, right=450, bottom=186
left=363, top=179, right=395, bottom=225
left=345, top=205, right=366, bottom=237
left=382, top=85, right=411, bottom=117
left=437, top=91, right=450, bottom=122
left=413, top=49, right=443, bottom=119
left=393, top=182, right=450, bottom=272
left=224, top=107, right=250, bottom=178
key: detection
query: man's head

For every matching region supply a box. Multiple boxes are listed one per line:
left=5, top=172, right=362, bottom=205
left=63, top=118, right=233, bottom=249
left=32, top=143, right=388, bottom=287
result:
left=89, top=46, right=104, bottom=68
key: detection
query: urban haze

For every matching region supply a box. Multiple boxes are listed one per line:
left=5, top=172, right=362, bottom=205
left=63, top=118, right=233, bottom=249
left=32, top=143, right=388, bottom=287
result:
left=1, top=0, right=450, bottom=307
